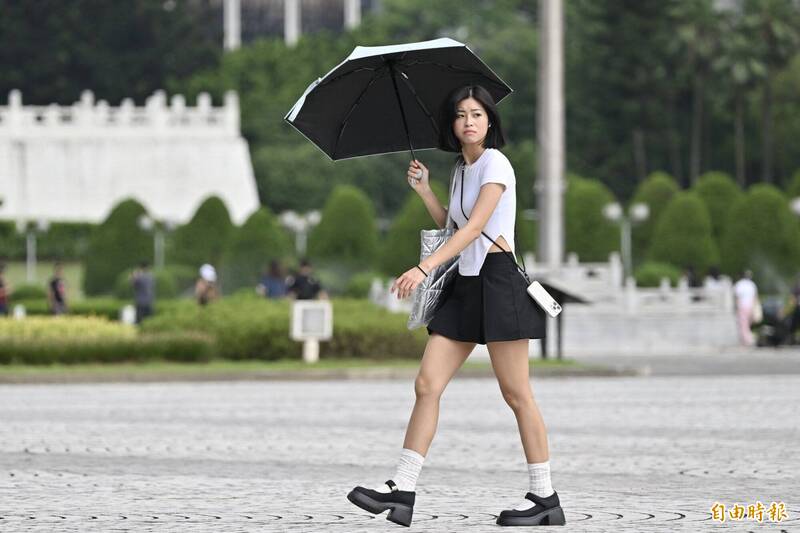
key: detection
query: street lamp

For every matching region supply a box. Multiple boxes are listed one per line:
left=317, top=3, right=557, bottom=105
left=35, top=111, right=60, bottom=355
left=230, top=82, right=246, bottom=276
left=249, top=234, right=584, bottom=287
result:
left=16, top=218, right=50, bottom=283
left=279, top=210, right=322, bottom=255
left=138, top=215, right=177, bottom=269
left=603, top=202, right=649, bottom=279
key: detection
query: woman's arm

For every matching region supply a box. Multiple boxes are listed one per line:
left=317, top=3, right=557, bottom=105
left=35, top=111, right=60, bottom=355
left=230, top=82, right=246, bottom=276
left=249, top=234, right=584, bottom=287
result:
left=391, top=182, right=505, bottom=300
left=420, top=183, right=505, bottom=272
left=418, top=188, right=448, bottom=229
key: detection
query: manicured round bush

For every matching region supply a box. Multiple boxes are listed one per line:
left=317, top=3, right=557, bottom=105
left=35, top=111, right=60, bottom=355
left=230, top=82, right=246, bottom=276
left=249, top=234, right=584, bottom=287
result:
left=720, top=184, right=800, bottom=292
left=83, top=199, right=152, bottom=296
left=344, top=271, right=384, bottom=298
left=379, top=182, right=447, bottom=276
left=169, top=196, right=234, bottom=268
left=630, top=171, right=680, bottom=263
left=634, top=261, right=683, bottom=287
left=220, top=207, right=293, bottom=294
left=308, top=185, right=378, bottom=268
left=648, top=192, right=719, bottom=275
left=692, top=171, right=742, bottom=246
left=8, top=283, right=47, bottom=301
left=565, top=175, right=619, bottom=261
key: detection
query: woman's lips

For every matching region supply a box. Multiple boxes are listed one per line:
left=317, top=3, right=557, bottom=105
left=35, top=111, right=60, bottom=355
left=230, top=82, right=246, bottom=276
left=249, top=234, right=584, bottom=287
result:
left=464, top=130, right=476, bottom=134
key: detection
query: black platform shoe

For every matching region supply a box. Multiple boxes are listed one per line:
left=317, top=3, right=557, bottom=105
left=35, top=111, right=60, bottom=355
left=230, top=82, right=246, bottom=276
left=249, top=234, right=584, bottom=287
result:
left=347, top=479, right=415, bottom=527
left=496, top=490, right=566, bottom=526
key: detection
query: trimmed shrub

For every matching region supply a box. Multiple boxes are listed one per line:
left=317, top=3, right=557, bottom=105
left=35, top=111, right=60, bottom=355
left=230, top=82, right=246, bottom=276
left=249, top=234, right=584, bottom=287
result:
left=634, top=261, right=683, bottom=287
left=220, top=207, right=293, bottom=294
left=692, top=171, right=743, bottom=247
left=565, top=175, right=619, bottom=261
left=141, top=293, right=427, bottom=360
left=648, top=192, right=719, bottom=275
left=37, top=222, right=95, bottom=261
left=630, top=171, right=680, bottom=263
left=83, top=199, right=152, bottom=296
left=379, top=182, right=448, bottom=276
left=169, top=196, right=234, bottom=268
left=786, top=169, right=800, bottom=199
left=8, top=283, right=47, bottom=301
left=720, top=184, right=800, bottom=292
left=17, top=297, right=130, bottom=320
left=344, top=271, right=384, bottom=298
left=308, top=185, right=378, bottom=268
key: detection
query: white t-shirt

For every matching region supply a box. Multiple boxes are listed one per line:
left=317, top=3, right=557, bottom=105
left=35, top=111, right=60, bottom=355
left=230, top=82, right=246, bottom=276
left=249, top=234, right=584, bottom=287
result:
left=447, top=148, right=517, bottom=276
left=733, top=278, right=757, bottom=308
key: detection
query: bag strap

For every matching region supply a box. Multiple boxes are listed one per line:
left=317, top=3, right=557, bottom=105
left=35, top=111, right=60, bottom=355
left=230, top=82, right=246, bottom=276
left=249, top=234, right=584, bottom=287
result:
left=456, top=158, right=530, bottom=282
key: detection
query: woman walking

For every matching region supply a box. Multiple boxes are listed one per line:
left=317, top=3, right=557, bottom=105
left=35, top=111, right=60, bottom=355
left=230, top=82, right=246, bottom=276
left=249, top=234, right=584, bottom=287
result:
left=347, top=85, right=564, bottom=527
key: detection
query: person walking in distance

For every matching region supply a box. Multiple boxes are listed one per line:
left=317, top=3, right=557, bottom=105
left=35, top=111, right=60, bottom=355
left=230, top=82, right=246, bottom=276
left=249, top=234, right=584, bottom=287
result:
left=346, top=85, right=562, bottom=527
left=733, top=269, right=759, bottom=346
left=48, top=262, right=68, bottom=315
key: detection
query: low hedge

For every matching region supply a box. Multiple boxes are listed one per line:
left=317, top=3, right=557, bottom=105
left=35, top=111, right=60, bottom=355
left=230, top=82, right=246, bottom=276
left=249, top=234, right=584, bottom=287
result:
left=141, top=294, right=427, bottom=360
left=0, top=316, right=214, bottom=364
left=634, top=261, right=682, bottom=287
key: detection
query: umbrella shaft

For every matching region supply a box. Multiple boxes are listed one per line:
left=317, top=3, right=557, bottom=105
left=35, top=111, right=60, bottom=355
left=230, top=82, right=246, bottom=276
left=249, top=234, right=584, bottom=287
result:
left=388, top=62, right=417, bottom=161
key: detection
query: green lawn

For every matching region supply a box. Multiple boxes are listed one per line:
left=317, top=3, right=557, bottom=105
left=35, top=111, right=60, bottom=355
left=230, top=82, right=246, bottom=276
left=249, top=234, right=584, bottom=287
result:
left=3, top=261, right=84, bottom=300
left=0, top=356, right=579, bottom=378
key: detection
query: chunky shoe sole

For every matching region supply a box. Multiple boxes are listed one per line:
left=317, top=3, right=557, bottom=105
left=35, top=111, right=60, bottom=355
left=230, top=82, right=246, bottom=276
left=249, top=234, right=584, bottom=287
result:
left=496, top=505, right=566, bottom=526
left=347, top=488, right=414, bottom=527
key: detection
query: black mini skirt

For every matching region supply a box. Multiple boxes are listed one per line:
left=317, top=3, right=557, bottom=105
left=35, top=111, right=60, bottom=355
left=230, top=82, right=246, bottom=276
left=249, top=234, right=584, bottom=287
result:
left=426, top=251, right=547, bottom=344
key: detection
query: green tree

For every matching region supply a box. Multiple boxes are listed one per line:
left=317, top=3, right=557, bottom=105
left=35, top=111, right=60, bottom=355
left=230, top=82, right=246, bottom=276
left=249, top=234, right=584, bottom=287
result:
left=565, top=175, right=619, bottom=262
left=720, top=183, right=800, bottom=291
left=786, top=168, right=800, bottom=199
left=170, top=196, right=234, bottom=268
left=308, top=185, right=378, bottom=268
left=0, top=0, right=220, bottom=105
left=630, top=171, right=681, bottom=263
left=83, top=199, right=151, bottom=296
left=648, top=191, right=719, bottom=275
left=221, top=207, right=292, bottom=294
left=692, top=171, right=743, bottom=247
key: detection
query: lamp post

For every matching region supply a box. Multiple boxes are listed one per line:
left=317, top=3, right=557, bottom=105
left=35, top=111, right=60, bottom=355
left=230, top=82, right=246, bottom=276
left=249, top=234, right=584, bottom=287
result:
left=279, top=210, right=322, bottom=255
left=138, top=215, right=177, bottom=269
left=603, top=202, right=649, bottom=279
left=16, top=218, right=49, bottom=283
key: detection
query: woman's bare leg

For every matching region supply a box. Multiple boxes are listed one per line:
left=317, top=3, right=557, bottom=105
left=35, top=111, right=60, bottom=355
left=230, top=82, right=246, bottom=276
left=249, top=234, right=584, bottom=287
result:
left=402, top=333, right=476, bottom=455
left=487, top=339, right=549, bottom=463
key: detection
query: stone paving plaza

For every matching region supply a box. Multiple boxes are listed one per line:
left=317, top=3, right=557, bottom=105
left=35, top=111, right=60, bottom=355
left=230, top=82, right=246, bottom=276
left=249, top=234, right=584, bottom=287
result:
left=0, top=371, right=798, bottom=532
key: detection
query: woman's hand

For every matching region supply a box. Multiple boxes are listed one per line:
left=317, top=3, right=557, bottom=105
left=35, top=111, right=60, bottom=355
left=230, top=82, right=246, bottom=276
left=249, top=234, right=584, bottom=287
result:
left=406, top=159, right=430, bottom=194
left=391, top=265, right=428, bottom=300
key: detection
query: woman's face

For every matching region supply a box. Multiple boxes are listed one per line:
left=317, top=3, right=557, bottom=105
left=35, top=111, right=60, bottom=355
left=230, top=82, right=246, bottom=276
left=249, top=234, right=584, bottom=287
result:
left=452, top=97, right=489, bottom=148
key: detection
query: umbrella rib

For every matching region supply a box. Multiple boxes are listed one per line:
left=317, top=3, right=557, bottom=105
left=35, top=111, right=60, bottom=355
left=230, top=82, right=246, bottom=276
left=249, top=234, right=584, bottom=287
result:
left=331, top=65, right=389, bottom=159
left=396, top=69, right=440, bottom=137
left=319, top=66, right=383, bottom=88
left=398, top=59, right=507, bottom=90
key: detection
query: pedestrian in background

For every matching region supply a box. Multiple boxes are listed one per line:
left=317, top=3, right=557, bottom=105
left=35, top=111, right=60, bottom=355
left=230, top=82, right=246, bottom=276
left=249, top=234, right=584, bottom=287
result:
left=195, top=263, right=219, bottom=306
left=287, top=258, right=328, bottom=300
left=130, top=261, right=155, bottom=324
left=256, top=259, right=288, bottom=299
left=0, top=263, right=9, bottom=316
left=733, top=269, right=759, bottom=346
left=48, top=262, right=68, bottom=315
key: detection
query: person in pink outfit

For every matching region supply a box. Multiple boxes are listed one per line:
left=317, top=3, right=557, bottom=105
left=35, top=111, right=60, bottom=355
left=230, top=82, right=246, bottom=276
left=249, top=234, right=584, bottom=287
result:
left=733, top=270, right=759, bottom=346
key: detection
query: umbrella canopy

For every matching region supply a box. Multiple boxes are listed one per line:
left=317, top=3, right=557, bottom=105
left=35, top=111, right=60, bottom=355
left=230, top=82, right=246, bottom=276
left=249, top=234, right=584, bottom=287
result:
left=284, top=38, right=512, bottom=161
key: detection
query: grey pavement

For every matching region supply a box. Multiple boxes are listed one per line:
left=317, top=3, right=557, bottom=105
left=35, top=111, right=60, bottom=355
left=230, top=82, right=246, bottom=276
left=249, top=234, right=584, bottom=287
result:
left=0, top=374, right=798, bottom=532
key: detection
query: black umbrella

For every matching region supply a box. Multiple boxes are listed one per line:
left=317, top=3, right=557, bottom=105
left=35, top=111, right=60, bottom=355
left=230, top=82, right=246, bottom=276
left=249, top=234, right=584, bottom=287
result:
left=284, top=38, right=512, bottom=161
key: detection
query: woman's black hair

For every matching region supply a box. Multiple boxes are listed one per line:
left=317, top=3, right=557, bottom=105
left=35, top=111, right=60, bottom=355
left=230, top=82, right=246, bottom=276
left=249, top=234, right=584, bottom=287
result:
left=437, top=85, right=506, bottom=153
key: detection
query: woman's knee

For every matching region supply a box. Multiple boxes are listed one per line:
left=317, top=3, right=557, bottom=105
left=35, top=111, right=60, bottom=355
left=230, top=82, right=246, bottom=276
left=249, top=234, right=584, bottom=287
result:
left=500, top=385, right=534, bottom=411
left=414, top=373, right=446, bottom=399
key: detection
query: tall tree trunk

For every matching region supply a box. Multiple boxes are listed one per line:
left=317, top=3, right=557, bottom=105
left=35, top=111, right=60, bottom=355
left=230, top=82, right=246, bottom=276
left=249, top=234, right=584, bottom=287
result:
left=761, top=69, right=774, bottom=183
left=667, top=93, right=683, bottom=185
left=690, top=71, right=705, bottom=184
left=735, top=91, right=746, bottom=187
left=633, top=128, right=647, bottom=181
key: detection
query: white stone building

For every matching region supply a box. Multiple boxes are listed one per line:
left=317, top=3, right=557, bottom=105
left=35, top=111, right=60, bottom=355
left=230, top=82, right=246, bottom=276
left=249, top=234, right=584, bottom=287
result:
left=0, top=89, right=260, bottom=226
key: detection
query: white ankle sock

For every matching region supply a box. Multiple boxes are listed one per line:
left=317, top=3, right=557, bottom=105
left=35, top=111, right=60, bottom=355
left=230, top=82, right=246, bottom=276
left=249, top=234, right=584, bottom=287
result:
left=513, top=460, right=555, bottom=510
left=375, top=448, right=425, bottom=493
